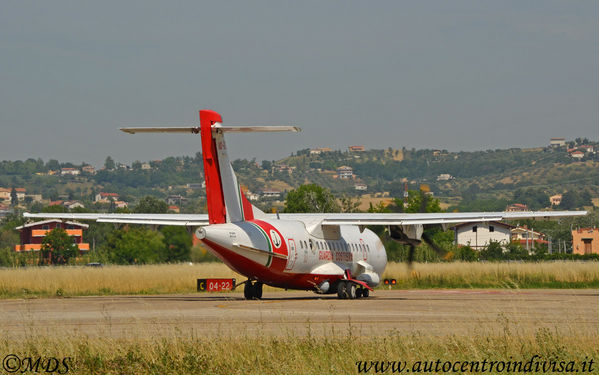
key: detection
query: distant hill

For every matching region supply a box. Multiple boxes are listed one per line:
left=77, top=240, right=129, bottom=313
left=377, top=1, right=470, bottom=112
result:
left=1, top=142, right=598, bottom=213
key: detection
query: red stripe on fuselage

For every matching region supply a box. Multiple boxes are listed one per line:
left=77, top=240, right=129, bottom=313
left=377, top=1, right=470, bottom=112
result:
left=200, top=110, right=226, bottom=224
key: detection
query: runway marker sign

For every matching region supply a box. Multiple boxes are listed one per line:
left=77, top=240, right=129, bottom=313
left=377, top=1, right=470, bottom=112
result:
left=197, top=278, right=236, bottom=292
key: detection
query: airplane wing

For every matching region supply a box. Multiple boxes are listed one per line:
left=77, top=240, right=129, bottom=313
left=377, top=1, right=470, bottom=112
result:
left=23, top=213, right=209, bottom=226
left=268, top=210, right=587, bottom=226
left=23, top=210, right=585, bottom=227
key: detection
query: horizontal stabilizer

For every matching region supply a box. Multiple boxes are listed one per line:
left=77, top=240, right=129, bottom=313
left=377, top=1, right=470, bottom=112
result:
left=120, top=124, right=300, bottom=135
left=213, top=124, right=301, bottom=133
left=120, top=127, right=200, bottom=134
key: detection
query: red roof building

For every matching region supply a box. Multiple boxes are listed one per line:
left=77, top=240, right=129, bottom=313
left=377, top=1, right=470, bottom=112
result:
left=15, top=219, right=90, bottom=252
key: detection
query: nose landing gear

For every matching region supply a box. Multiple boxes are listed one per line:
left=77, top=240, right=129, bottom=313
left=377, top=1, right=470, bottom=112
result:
left=243, top=280, right=263, bottom=300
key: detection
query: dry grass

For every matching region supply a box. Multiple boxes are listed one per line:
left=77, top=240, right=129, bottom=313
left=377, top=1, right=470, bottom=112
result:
left=2, top=261, right=599, bottom=298
left=0, top=263, right=240, bottom=298
left=384, top=261, right=599, bottom=289
left=3, top=324, right=598, bottom=374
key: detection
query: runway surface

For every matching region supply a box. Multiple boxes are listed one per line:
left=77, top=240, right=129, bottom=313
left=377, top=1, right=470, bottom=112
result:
left=2, top=289, right=598, bottom=338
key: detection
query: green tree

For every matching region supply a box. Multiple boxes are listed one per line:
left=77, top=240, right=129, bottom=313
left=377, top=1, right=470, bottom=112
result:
left=134, top=196, right=168, bottom=213
left=160, top=226, right=192, bottom=262
left=104, top=156, right=115, bottom=170
left=103, top=227, right=166, bottom=264
left=42, top=205, right=69, bottom=213
left=339, top=194, right=361, bottom=213
left=284, top=184, right=340, bottom=213
left=41, top=228, right=79, bottom=265
left=479, top=240, right=504, bottom=260
left=10, top=188, right=17, bottom=207
left=401, top=190, right=442, bottom=214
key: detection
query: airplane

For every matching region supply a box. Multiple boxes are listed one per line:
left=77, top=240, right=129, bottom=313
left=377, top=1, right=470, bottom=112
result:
left=24, top=109, right=587, bottom=300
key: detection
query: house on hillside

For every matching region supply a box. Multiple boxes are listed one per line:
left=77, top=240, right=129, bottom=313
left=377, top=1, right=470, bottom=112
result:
left=572, top=228, right=599, bottom=255
left=61, top=168, right=80, bottom=176
left=550, top=138, right=566, bottom=147
left=336, top=166, right=354, bottom=179
left=261, top=190, right=281, bottom=198
left=15, top=219, right=90, bottom=253
left=452, top=221, right=513, bottom=250
left=511, top=226, right=547, bottom=249
left=354, top=183, right=367, bottom=191
left=550, top=194, right=562, bottom=206
left=310, top=147, right=332, bottom=155
left=570, top=150, right=584, bottom=159
left=506, top=203, right=529, bottom=212
left=95, top=192, right=119, bottom=203
left=348, top=145, right=365, bottom=152
left=436, top=174, right=453, bottom=181
left=81, top=165, right=96, bottom=174
left=0, top=188, right=11, bottom=202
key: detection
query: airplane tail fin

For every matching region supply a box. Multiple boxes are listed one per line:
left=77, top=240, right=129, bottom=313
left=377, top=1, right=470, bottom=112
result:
left=121, top=109, right=300, bottom=224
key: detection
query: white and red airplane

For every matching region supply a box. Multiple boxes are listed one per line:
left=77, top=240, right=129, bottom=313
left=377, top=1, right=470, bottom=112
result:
left=25, top=110, right=586, bottom=299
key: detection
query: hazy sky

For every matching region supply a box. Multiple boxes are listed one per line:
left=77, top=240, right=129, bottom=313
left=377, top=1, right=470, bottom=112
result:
left=1, top=1, right=598, bottom=167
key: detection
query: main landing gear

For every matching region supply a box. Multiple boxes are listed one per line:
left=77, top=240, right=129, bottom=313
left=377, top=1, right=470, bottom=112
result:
left=336, top=280, right=369, bottom=299
left=243, top=281, right=263, bottom=300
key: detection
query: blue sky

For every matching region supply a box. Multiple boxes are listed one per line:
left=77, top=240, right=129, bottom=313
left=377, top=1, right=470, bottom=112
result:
left=1, top=1, right=598, bottom=166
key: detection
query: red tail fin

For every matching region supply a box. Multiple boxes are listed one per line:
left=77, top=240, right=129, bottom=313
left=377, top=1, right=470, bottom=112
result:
left=200, top=110, right=226, bottom=224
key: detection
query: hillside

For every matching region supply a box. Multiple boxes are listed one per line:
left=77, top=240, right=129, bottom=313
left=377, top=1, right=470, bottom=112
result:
left=1, top=141, right=598, bottom=215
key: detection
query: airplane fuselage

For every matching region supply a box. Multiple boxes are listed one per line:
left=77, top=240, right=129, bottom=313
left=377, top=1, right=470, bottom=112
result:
left=197, top=218, right=387, bottom=293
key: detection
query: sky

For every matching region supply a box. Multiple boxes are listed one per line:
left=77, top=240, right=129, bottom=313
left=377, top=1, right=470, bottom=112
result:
left=1, top=1, right=598, bottom=167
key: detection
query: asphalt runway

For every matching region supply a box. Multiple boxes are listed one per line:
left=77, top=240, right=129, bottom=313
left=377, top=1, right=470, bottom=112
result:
left=2, top=289, right=598, bottom=338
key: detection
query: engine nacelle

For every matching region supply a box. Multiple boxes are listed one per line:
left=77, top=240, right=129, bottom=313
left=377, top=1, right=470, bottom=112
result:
left=388, top=224, right=423, bottom=245
left=356, top=271, right=380, bottom=287
left=316, top=280, right=331, bottom=294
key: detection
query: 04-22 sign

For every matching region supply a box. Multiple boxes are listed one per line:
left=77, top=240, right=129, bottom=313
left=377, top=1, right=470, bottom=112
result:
left=197, top=278, right=236, bottom=292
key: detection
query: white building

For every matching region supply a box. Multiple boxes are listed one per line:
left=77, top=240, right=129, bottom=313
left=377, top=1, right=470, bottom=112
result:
left=436, top=174, right=453, bottom=181
left=550, top=138, right=566, bottom=147
left=337, top=166, right=354, bottom=179
left=453, top=221, right=513, bottom=250
left=354, top=183, right=367, bottom=191
left=61, top=168, right=81, bottom=176
left=261, top=190, right=281, bottom=198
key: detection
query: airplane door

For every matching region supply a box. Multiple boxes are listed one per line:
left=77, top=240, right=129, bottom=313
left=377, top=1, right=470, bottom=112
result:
left=286, top=239, right=297, bottom=271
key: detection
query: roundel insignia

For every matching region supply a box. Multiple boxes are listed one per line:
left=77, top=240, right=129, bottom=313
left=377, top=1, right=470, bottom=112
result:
left=269, top=229, right=282, bottom=248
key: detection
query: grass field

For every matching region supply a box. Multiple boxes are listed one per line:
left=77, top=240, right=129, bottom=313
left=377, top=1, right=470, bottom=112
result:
left=1, top=261, right=599, bottom=299
left=3, top=324, right=598, bottom=374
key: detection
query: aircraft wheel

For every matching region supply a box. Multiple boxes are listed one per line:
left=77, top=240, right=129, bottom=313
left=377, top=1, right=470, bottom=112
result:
left=362, top=288, right=369, bottom=298
left=348, top=283, right=357, bottom=299
left=254, top=282, right=263, bottom=299
left=243, top=282, right=254, bottom=300
left=337, top=281, right=347, bottom=299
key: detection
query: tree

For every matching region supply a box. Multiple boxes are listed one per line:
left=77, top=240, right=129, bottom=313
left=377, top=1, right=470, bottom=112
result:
left=339, top=194, right=361, bottom=213
left=479, top=240, right=504, bottom=260
left=284, top=184, right=340, bottom=213
left=160, top=226, right=192, bottom=262
left=10, top=188, right=17, bottom=207
left=104, top=156, right=115, bottom=170
left=41, top=228, right=79, bottom=265
left=134, top=196, right=168, bottom=213
left=103, top=227, right=166, bottom=264
left=402, top=190, right=442, bottom=213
